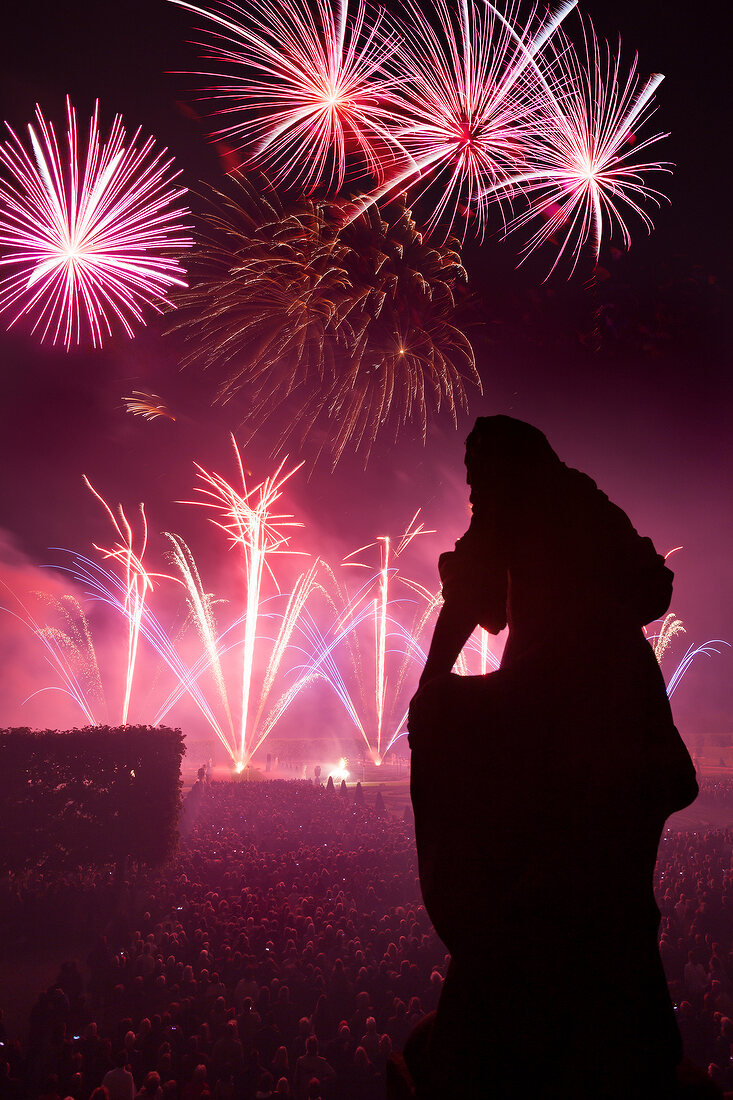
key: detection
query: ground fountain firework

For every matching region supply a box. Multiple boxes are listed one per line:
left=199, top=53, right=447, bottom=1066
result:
left=1, top=459, right=720, bottom=763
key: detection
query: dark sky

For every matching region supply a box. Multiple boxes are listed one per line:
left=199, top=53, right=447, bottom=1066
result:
left=0, top=0, right=729, bottom=742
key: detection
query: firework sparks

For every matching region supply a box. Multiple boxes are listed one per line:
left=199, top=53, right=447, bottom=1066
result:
left=123, top=392, right=176, bottom=421
left=185, top=438, right=312, bottom=766
left=171, top=175, right=478, bottom=465
left=161, top=531, right=324, bottom=765
left=0, top=588, right=103, bottom=725
left=649, top=611, right=685, bottom=664
left=170, top=0, right=400, bottom=191
left=487, top=18, right=670, bottom=274
left=646, top=610, right=729, bottom=699
left=302, top=513, right=432, bottom=763
left=83, top=477, right=170, bottom=725
left=167, top=0, right=669, bottom=261
left=0, top=97, right=191, bottom=347
left=367, top=0, right=577, bottom=239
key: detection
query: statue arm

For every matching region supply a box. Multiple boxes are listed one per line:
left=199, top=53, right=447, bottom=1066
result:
left=418, top=598, right=479, bottom=687
left=418, top=530, right=508, bottom=687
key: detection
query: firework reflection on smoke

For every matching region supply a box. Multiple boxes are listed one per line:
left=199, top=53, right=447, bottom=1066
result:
left=171, top=176, right=478, bottom=465
left=0, top=97, right=191, bottom=347
left=169, top=0, right=400, bottom=191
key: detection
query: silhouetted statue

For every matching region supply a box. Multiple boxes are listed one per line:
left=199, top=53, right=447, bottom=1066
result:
left=407, top=416, right=698, bottom=1099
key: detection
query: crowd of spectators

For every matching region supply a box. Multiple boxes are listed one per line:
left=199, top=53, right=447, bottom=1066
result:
left=3, top=774, right=733, bottom=1099
left=657, top=825, right=733, bottom=1093
left=1, top=779, right=443, bottom=1099
left=696, top=777, right=733, bottom=804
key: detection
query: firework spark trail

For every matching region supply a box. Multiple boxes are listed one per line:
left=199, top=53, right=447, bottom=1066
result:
left=58, top=549, right=231, bottom=748
left=666, top=641, right=729, bottom=698
left=186, top=439, right=307, bottom=765
left=170, top=0, right=401, bottom=191
left=296, top=596, right=413, bottom=757
left=0, top=97, right=191, bottom=347
left=165, top=532, right=236, bottom=742
left=0, top=586, right=101, bottom=724
left=239, top=567, right=328, bottom=761
left=254, top=560, right=322, bottom=725
left=321, top=512, right=433, bottom=762
left=357, top=0, right=577, bottom=239
left=159, top=535, right=324, bottom=763
left=645, top=611, right=730, bottom=700
left=165, top=550, right=326, bottom=763
left=33, top=593, right=106, bottom=711
left=83, top=478, right=172, bottom=725
left=123, top=392, right=176, bottom=421
left=483, top=18, right=670, bottom=274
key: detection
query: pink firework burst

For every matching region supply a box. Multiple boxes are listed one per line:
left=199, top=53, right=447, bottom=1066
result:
left=170, top=0, right=400, bottom=192
left=356, top=0, right=577, bottom=239
left=490, top=18, right=670, bottom=275
left=0, top=97, right=191, bottom=348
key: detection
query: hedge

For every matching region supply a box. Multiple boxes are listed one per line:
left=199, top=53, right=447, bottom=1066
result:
left=0, top=725, right=185, bottom=874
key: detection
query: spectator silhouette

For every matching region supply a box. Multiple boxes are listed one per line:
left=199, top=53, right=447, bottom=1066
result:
left=293, top=1037, right=335, bottom=1100
left=408, top=416, right=698, bottom=1099
left=101, top=1050, right=135, bottom=1100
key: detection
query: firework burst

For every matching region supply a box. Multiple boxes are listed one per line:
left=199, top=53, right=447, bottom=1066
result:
left=171, top=174, right=478, bottom=465
left=368, top=0, right=576, bottom=239
left=0, top=97, right=191, bottom=348
left=170, top=0, right=400, bottom=191
left=169, top=0, right=669, bottom=264
left=488, top=18, right=670, bottom=274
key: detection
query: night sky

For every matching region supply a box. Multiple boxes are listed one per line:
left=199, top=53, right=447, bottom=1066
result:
left=0, top=0, right=729, bottom=744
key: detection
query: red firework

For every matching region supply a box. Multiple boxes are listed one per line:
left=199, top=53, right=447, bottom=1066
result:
left=0, top=97, right=191, bottom=348
left=375, top=0, right=577, bottom=239
left=170, top=0, right=400, bottom=192
left=486, top=18, right=670, bottom=274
